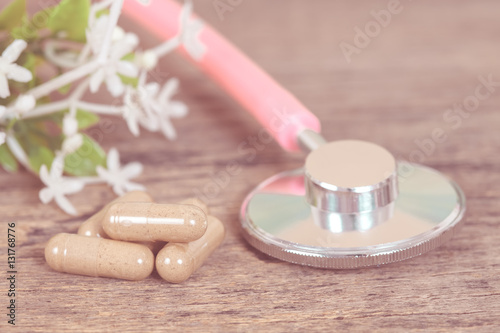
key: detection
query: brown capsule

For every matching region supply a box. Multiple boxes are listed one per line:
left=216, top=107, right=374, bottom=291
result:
left=77, top=191, right=154, bottom=238
left=103, top=202, right=207, bottom=242
left=135, top=198, right=209, bottom=255
left=179, top=197, right=209, bottom=215
left=141, top=241, right=166, bottom=255
left=155, top=215, right=225, bottom=283
left=45, top=233, right=154, bottom=281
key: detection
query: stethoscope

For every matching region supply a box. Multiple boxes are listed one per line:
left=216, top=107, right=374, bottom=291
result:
left=124, top=0, right=466, bottom=268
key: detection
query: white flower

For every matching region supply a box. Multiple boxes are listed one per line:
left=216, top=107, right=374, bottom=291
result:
left=14, top=94, right=35, bottom=117
left=62, top=114, right=78, bottom=136
left=179, top=0, right=206, bottom=61
left=39, top=156, right=84, bottom=215
left=61, top=133, right=83, bottom=155
left=138, top=50, right=158, bottom=70
left=122, top=86, right=148, bottom=136
left=86, top=15, right=112, bottom=56
left=112, top=26, right=126, bottom=42
left=87, top=16, right=139, bottom=97
left=96, top=148, right=145, bottom=196
left=0, top=40, right=33, bottom=98
left=0, top=131, right=5, bottom=146
left=153, top=77, right=188, bottom=139
left=121, top=72, right=188, bottom=139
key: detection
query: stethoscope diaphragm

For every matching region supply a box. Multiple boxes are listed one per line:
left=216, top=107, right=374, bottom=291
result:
left=240, top=141, right=465, bottom=269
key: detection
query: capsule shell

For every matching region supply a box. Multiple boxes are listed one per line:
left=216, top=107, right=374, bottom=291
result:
left=156, top=215, right=225, bottom=283
left=103, top=202, right=207, bottom=242
left=45, top=233, right=154, bottom=281
left=139, top=198, right=208, bottom=254
left=179, top=197, right=209, bottom=215
left=78, top=191, right=154, bottom=238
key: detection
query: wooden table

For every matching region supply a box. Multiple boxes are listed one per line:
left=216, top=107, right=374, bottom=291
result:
left=1, top=0, right=499, bottom=331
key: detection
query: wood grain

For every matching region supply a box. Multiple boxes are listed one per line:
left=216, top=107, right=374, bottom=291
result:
left=1, top=0, right=500, bottom=331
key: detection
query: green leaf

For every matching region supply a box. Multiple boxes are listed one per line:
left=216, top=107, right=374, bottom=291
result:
left=12, top=117, right=63, bottom=172
left=10, top=14, right=35, bottom=40
left=28, top=145, right=54, bottom=173
left=10, top=6, right=55, bottom=40
left=76, top=109, right=99, bottom=130
left=19, top=53, right=41, bottom=89
left=57, top=83, right=71, bottom=94
left=0, top=0, right=26, bottom=31
left=64, top=134, right=106, bottom=176
left=47, top=0, right=90, bottom=42
left=31, top=6, right=55, bottom=30
left=118, top=73, right=139, bottom=87
left=0, top=144, right=19, bottom=172
left=118, top=53, right=139, bottom=87
left=96, top=8, right=109, bottom=18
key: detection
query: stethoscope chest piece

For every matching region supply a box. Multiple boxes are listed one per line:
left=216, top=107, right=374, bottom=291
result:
left=240, top=140, right=466, bottom=269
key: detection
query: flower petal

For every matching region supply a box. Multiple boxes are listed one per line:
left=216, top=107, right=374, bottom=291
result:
left=144, top=82, right=159, bottom=98
left=112, top=26, right=125, bottom=42
left=160, top=118, right=177, bottom=140
left=55, top=194, right=78, bottom=216
left=6, top=64, right=33, bottom=82
left=124, top=181, right=146, bottom=193
left=159, top=78, right=179, bottom=102
left=107, top=148, right=120, bottom=171
left=138, top=113, right=159, bottom=132
left=2, top=40, right=27, bottom=63
left=125, top=112, right=140, bottom=136
left=0, top=74, right=10, bottom=98
left=62, top=134, right=83, bottom=155
left=112, top=33, right=139, bottom=59
left=62, top=179, right=85, bottom=194
left=96, top=165, right=111, bottom=181
left=0, top=105, right=6, bottom=118
left=105, top=73, right=124, bottom=97
left=116, top=60, right=138, bottom=78
left=39, top=164, right=51, bottom=185
left=63, top=115, right=78, bottom=136
left=50, top=155, right=65, bottom=179
left=112, top=183, right=125, bottom=196
left=89, top=68, right=105, bottom=93
left=39, top=187, right=54, bottom=204
left=88, top=15, right=109, bottom=55
left=121, top=162, right=143, bottom=179
left=169, top=101, right=188, bottom=118
left=140, top=50, right=158, bottom=70
left=15, top=94, right=36, bottom=114
left=137, top=71, right=147, bottom=86
left=184, top=36, right=206, bottom=61
left=183, top=19, right=206, bottom=61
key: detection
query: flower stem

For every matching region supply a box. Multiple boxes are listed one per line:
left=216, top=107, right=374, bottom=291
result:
left=151, top=37, right=180, bottom=58
left=6, top=135, right=33, bottom=173
left=22, top=100, right=71, bottom=119
left=76, top=101, right=123, bottom=115
left=97, top=0, right=125, bottom=64
left=28, top=61, right=100, bottom=99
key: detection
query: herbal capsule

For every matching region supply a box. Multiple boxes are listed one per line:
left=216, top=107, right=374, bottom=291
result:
left=45, top=233, right=154, bottom=281
left=142, top=198, right=209, bottom=254
left=103, top=202, right=207, bottom=242
left=179, top=198, right=209, bottom=215
left=156, top=216, right=225, bottom=283
left=78, top=191, right=154, bottom=238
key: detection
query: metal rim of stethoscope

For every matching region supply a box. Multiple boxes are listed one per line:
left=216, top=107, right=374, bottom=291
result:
left=239, top=165, right=466, bottom=269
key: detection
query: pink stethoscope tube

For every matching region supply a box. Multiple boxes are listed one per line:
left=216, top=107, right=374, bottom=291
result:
left=122, top=0, right=321, bottom=152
